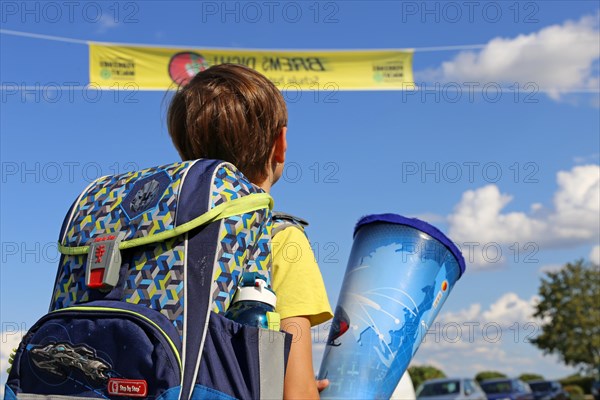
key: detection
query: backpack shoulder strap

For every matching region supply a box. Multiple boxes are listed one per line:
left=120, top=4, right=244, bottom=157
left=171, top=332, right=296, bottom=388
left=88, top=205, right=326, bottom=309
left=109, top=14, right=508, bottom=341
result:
left=272, top=211, right=309, bottom=237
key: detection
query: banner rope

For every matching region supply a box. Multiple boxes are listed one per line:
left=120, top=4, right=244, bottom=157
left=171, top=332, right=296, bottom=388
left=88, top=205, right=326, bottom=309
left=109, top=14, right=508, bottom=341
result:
left=0, top=28, right=487, bottom=52
left=0, top=29, right=89, bottom=45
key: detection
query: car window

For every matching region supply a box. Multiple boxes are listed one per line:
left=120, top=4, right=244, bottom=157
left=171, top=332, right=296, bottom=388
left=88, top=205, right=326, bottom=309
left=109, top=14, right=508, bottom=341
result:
left=518, top=381, right=532, bottom=393
left=464, top=380, right=472, bottom=393
left=420, top=381, right=461, bottom=396
left=465, top=380, right=477, bottom=394
left=481, top=380, right=513, bottom=394
left=469, top=379, right=483, bottom=393
left=471, top=380, right=484, bottom=393
left=530, top=382, right=553, bottom=392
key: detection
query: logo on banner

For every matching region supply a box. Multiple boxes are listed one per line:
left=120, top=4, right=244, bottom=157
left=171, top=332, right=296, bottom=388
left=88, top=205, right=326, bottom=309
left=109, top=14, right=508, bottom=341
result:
left=372, top=61, right=405, bottom=83
left=99, top=57, right=136, bottom=80
left=168, top=52, right=211, bottom=85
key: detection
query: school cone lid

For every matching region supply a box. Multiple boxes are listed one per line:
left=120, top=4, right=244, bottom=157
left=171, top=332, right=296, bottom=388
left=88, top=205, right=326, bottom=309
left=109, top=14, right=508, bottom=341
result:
left=355, top=213, right=467, bottom=277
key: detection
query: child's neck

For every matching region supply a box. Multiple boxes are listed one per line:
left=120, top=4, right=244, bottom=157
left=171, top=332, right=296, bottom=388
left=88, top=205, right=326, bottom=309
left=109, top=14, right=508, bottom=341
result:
left=254, top=169, right=276, bottom=193
left=255, top=179, right=272, bottom=193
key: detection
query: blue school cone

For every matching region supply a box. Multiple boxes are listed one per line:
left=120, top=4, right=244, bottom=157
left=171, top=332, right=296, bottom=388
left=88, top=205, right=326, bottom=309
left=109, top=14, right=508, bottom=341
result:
left=317, top=214, right=466, bottom=399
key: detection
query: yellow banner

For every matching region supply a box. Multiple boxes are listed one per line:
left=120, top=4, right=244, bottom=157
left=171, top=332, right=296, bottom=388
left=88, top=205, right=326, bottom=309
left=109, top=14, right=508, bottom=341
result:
left=89, top=43, right=414, bottom=91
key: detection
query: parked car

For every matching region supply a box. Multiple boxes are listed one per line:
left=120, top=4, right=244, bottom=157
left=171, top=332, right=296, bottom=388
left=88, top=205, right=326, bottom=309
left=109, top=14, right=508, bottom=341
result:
left=527, top=380, right=569, bottom=400
left=417, top=378, right=487, bottom=400
left=480, top=378, right=534, bottom=400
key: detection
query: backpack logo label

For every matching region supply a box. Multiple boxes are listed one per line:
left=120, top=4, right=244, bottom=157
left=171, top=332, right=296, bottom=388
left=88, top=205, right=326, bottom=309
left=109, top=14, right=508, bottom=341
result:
left=94, top=245, right=106, bottom=263
left=121, top=171, right=171, bottom=220
left=130, top=179, right=161, bottom=213
left=108, top=379, right=148, bottom=397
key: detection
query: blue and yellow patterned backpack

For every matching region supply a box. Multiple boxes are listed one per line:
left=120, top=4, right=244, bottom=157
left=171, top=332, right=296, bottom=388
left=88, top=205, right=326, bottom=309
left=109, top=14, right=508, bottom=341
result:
left=5, top=159, right=292, bottom=400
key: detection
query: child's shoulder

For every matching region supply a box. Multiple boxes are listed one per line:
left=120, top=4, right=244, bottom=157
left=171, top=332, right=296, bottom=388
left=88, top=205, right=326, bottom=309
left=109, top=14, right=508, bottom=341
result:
left=272, top=211, right=309, bottom=237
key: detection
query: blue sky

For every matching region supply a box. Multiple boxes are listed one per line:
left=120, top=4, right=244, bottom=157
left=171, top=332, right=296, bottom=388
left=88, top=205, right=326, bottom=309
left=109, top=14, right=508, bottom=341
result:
left=1, top=0, right=599, bottom=388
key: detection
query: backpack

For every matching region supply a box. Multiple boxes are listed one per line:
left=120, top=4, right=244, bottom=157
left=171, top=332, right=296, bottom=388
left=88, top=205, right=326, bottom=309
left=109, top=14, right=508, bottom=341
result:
left=4, top=159, right=293, bottom=400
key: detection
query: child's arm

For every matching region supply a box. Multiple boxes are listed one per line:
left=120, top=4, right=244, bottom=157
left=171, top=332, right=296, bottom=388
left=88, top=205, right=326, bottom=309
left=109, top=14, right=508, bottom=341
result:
left=271, top=216, right=333, bottom=398
left=281, top=316, right=320, bottom=399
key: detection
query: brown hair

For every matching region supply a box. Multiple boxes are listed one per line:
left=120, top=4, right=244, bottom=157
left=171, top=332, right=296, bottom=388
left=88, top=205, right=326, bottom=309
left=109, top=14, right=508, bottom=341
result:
left=167, top=63, right=287, bottom=182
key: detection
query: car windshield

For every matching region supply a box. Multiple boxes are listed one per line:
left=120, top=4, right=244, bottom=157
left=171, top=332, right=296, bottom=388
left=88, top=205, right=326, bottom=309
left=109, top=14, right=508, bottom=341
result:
left=481, top=380, right=513, bottom=394
left=529, top=382, right=553, bottom=392
left=419, top=381, right=461, bottom=396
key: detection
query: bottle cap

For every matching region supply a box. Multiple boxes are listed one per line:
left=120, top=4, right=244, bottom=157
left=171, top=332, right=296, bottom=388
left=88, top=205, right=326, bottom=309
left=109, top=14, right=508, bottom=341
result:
left=232, top=278, right=277, bottom=308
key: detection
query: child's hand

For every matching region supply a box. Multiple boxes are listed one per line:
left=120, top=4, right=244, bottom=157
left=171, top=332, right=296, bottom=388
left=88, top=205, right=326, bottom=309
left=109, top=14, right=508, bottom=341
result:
left=316, top=379, right=329, bottom=392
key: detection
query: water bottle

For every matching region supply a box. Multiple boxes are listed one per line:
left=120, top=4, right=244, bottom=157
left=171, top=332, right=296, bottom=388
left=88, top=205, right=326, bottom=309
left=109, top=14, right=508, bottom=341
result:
left=224, top=272, right=280, bottom=330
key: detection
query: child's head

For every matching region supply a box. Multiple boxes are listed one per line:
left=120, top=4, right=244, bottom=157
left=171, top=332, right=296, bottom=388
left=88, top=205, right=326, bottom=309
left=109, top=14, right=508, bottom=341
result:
left=167, top=63, right=288, bottom=189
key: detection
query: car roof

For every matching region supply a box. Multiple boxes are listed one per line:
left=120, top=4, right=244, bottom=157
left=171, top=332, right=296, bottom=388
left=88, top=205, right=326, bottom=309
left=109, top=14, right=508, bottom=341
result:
left=480, top=378, right=514, bottom=383
left=423, top=378, right=470, bottom=383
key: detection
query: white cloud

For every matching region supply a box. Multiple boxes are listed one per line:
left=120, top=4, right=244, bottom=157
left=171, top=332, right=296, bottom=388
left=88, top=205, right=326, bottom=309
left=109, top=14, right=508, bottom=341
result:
left=415, top=338, right=578, bottom=380
left=415, top=339, right=525, bottom=378
left=481, top=293, right=539, bottom=328
left=418, top=293, right=540, bottom=357
left=410, top=358, right=446, bottom=373
left=590, top=245, right=600, bottom=265
left=552, top=166, right=600, bottom=238
left=448, top=165, right=600, bottom=268
left=437, top=293, right=539, bottom=328
left=95, top=14, right=121, bottom=34
left=439, top=303, right=482, bottom=324
left=538, top=263, right=564, bottom=274
left=574, top=153, right=600, bottom=165
left=417, top=14, right=600, bottom=100
left=410, top=213, right=447, bottom=224
left=413, top=293, right=567, bottom=378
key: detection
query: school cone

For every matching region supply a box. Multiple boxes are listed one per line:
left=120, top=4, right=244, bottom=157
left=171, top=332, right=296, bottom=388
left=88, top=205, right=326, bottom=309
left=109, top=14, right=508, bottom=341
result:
left=317, top=214, right=466, bottom=399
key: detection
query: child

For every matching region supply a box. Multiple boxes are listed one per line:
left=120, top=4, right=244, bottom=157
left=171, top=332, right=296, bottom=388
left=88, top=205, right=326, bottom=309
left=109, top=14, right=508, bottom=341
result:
left=167, top=63, right=333, bottom=399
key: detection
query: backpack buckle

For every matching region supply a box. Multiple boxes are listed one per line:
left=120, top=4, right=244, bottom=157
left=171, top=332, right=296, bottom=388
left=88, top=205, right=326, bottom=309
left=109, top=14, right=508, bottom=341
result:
left=86, top=235, right=122, bottom=291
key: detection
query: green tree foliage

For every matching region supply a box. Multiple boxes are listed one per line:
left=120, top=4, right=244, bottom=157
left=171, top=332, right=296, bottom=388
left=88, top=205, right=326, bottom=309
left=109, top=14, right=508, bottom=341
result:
left=519, top=373, right=545, bottom=382
left=475, top=371, right=508, bottom=383
left=408, top=365, right=446, bottom=390
left=560, top=373, right=595, bottom=394
left=563, top=385, right=585, bottom=400
left=531, top=260, right=600, bottom=372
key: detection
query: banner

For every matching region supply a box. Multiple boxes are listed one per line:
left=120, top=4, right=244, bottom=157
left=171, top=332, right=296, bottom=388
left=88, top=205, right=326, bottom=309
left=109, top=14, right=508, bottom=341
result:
left=89, top=43, right=414, bottom=91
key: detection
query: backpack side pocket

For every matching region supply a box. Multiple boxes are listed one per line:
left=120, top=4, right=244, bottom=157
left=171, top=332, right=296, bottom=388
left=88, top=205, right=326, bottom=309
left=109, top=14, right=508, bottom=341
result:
left=193, top=312, right=292, bottom=400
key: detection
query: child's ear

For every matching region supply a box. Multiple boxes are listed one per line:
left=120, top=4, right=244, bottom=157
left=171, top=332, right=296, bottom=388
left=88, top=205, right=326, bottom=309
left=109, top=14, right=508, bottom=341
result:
left=273, top=127, right=287, bottom=164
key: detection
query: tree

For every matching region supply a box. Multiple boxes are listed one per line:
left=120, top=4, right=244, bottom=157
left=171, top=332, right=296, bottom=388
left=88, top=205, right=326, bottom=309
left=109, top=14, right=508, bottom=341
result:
left=475, top=371, right=507, bottom=383
left=408, top=365, right=446, bottom=390
left=531, top=260, right=600, bottom=373
left=519, top=373, right=544, bottom=382
left=560, top=373, right=595, bottom=394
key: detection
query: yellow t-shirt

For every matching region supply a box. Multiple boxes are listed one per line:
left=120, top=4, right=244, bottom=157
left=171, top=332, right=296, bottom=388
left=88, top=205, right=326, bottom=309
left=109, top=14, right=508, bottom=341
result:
left=271, top=226, right=334, bottom=327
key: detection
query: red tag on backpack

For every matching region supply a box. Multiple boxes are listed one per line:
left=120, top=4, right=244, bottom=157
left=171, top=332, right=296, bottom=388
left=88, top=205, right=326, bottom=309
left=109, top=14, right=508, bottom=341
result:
left=108, top=379, right=148, bottom=397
